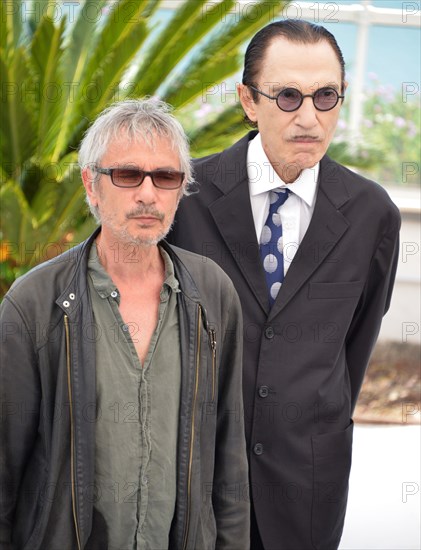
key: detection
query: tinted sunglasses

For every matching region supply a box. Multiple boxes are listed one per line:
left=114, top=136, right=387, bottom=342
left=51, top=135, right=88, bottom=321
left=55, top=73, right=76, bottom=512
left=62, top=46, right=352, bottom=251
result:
left=93, top=167, right=184, bottom=190
left=249, top=85, right=345, bottom=112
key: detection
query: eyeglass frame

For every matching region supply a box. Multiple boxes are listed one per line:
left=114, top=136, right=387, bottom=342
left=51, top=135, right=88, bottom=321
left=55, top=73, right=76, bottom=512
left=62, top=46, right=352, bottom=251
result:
left=248, top=84, right=345, bottom=112
left=92, top=166, right=185, bottom=190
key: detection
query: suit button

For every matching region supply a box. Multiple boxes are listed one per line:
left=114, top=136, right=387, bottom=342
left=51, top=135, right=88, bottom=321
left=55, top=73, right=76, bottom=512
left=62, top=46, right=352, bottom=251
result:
left=253, top=443, right=263, bottom=455
left=264, top=326, right=274, bottom=339
left=258, top=385, right=269, bottom=398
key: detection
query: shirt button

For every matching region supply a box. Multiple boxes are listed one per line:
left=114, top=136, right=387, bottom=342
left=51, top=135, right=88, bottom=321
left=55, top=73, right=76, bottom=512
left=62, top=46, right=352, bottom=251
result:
left=258, top=385, right=269, bottom=398
left=253, top=443, right=264, bottom=456
left=122, top=324, right=129, bottom=332
left=110, top=290, right=118, bottom=298
left=264, top=326, right=274, bottom=339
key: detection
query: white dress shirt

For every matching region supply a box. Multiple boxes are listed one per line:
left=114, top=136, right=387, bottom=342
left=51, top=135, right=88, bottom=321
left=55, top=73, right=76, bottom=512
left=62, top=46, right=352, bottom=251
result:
left=247, top=133, right=319, bottom=275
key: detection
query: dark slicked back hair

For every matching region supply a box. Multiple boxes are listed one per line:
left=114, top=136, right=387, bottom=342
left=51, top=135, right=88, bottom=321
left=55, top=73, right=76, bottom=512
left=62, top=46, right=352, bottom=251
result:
left=242, top=19, right=346, bottom=127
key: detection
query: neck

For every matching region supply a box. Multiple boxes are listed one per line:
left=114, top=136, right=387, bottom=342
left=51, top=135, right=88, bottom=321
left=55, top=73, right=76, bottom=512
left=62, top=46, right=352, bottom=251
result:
left=95, top=230, right=164, bottom=283
left=277, top=164, right=302, bottom=184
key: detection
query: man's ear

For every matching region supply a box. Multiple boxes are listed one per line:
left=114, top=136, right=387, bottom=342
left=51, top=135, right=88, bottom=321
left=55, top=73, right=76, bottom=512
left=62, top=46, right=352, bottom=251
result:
left=81, top=165, right=99, bottom=208
left=237, top=83, right=258, bottom=124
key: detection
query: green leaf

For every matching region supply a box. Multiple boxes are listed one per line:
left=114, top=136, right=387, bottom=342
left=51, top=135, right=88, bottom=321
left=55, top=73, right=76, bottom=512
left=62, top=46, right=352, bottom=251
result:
left=30, top=15, right=66, bottom=159
left=52, top=0, right=108, bottom=161
left=78, top=0, right=149, bottom=93
left=34, top=153, right=88, bottom=249
left=189, top=104, right=247, bottom=155
left=0, top=180, right=34, bottom=250
left=177, top=0, right=288, bottom=91
left=0, top=2, right=8, bottom=53
left=89, top=20, right=148, bottom=111
left=164, top=50, right=240, bottom=109
left=0, top=49, right=37, bottom=175
left=63, top=19, right=148, bottom=156
left=140, top=0, right=162, bottom=18
left=61, top=0, right=108, bottom=83
left=2, top=0, right=23, bottom=53
left=132, top=0, right=223, bottom=95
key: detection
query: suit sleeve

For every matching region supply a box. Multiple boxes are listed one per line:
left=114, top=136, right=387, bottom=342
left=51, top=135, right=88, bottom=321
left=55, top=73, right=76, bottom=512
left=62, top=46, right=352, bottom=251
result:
left=346, top=215, right=401, bottom=412
left=213, top=284, right=250, bottom=550
left=0, top=295, right=41, bottom=548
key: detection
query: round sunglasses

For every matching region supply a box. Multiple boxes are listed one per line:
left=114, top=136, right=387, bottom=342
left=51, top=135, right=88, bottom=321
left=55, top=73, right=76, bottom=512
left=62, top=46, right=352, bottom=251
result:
left=249, top=85, right=345, bottom=112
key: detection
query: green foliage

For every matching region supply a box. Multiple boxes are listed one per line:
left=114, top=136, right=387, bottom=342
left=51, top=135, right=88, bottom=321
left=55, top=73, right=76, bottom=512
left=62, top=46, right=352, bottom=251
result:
left=331, top=80, right=421, bottom=186
left=361, top=85, right=420, bottom=186
left=0, top=0, right=290, bottom=294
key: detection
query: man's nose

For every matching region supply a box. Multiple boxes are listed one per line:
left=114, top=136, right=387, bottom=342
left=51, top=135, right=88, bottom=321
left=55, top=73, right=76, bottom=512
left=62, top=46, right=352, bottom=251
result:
left=133, top=174, right=156, bottom=202
left=294, top=97, right=318, bottom=128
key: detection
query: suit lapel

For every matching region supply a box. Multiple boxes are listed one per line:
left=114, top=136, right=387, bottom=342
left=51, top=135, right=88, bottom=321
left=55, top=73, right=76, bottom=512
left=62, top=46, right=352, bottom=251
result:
left=208, top=132, right=270, bottom=315
left=269, top=156, right=351, bottom=319
left=207, top=140, right=352, bottom=320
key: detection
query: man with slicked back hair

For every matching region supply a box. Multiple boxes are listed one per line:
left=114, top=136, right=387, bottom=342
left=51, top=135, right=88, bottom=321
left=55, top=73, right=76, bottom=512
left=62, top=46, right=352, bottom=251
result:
left=168, top=19, right=400, bottom=550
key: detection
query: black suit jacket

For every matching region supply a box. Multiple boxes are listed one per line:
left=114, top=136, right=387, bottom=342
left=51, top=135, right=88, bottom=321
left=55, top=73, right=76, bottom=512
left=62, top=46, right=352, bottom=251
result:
left=168, top=132, right=401, bottom=550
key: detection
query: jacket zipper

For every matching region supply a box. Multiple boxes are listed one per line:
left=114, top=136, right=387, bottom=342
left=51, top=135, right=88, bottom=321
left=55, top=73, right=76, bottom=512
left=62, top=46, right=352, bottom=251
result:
left=64, top=315, right=82, bottom=550
left=182, top=304, right=202, bottom=550
left=209, top=328, right=216, bottom=402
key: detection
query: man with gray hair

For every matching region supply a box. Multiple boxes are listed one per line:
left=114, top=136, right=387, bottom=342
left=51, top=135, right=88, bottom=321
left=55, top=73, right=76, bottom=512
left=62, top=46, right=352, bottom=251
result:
left=0, top=98, right=249, bottom=549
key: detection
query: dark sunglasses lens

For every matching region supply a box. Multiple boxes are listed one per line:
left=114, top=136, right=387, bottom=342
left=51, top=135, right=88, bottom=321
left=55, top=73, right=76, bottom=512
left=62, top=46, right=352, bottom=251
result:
left=277, top=88, right=302, bottom=111
left=314, top=88, right=339, bottom=111
left=153, top=170, right=183, bottom=189
left=112, top=169, right=141, bottom=187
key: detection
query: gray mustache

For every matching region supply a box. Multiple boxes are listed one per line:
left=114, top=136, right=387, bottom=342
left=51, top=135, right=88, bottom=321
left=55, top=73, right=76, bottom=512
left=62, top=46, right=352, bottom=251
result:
left=126, top=206, right=165, bottom=221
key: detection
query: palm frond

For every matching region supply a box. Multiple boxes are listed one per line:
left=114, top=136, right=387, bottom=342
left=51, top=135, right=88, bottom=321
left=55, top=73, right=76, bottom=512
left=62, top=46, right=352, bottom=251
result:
left=0, top=180, right=35, bottom=247
left=140, top=0, right=162, bottom=18
left=132, top=0, right=221, bottom=95
left=63, top=19, right=149, bottom=156
left=79, top=0, right=150, bottom=93
left=0, top=50, right=37, bottom=176
left=189, top=103, right=247, bottom=155
left=3, top=0, right=23, bottom=53
left=177, top=0, right=288, bottom=90
left=163, top=50, right=240, bottom=109
left=0, top=2, right=8, bottom=53
left=52, top=0, right=108, bottom=161
left=30, top=15, right=66, bottom=159
left=81, top=19, right=149, bottom=116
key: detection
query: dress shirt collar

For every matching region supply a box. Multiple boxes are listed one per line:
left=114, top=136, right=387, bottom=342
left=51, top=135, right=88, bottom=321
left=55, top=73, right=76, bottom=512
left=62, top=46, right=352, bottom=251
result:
left=247, top=133, right=319, bottom=208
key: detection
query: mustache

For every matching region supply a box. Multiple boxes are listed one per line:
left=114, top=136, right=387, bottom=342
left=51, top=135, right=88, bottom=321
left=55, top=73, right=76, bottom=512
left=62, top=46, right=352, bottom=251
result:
left=126, top=205, right=165, bottom=221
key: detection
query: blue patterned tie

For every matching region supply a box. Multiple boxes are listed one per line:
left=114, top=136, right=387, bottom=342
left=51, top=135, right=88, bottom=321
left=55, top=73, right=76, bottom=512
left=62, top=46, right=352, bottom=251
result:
left=260, top=189, right=290, bottom=306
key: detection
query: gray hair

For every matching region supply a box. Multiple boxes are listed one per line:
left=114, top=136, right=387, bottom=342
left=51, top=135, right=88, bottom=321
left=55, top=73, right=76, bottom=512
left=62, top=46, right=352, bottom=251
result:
left=78, top=98, right=193, bottom=221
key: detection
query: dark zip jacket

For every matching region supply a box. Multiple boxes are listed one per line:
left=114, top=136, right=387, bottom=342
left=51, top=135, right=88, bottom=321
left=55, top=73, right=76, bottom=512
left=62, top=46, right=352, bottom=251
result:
left=0, top=229, right=249, bottom=550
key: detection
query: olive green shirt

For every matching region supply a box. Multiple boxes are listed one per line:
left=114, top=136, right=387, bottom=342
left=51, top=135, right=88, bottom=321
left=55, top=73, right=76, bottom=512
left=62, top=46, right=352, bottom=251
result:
left=88, top=243, right=181, bottom=550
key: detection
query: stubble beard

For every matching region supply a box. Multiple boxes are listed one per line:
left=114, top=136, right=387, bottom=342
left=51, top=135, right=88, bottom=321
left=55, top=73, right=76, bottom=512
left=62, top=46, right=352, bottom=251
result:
left=99, top=204, right=176, bottom=248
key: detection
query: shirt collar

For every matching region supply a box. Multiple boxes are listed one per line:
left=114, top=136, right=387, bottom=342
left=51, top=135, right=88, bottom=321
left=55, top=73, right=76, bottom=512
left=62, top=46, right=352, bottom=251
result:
left=159, top=246, right=180, bottom=296
left=88, top=243, right=117, bottom=299
left=88, top=242, right=180, bottom=301
left=247, top=133, right=319, bottom=208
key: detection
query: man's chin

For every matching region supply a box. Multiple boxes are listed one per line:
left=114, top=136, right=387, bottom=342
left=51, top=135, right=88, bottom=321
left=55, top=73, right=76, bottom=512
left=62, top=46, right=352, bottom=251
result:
left=122, top=226, right=172, bottom=248
left=124, top=233, right=167, bottom=247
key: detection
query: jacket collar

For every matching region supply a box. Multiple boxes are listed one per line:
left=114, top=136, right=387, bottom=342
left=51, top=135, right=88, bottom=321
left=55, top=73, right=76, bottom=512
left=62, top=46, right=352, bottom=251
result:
left=210, top=131, right=258, bottom=195
left=55, top=227, right=101, bottom=316
left=55, top=227, right=203, bottom=314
